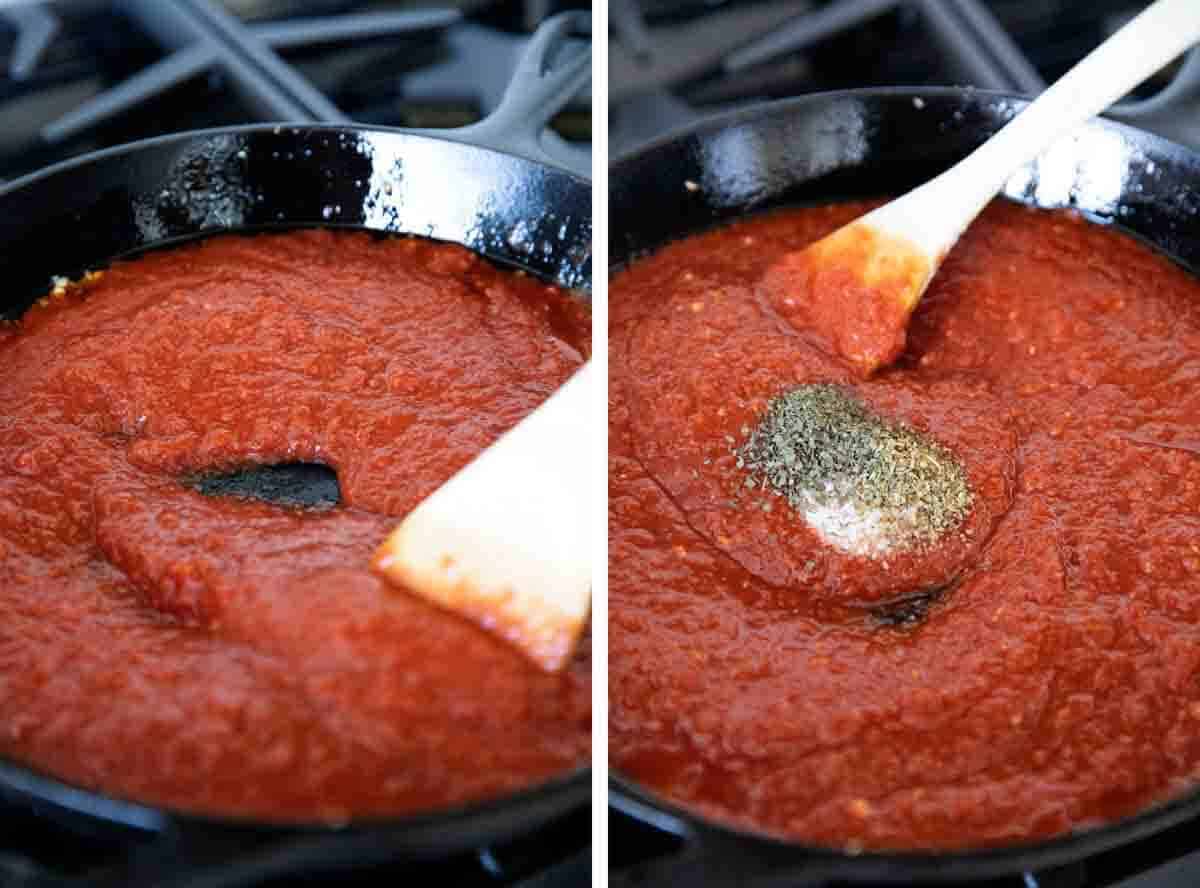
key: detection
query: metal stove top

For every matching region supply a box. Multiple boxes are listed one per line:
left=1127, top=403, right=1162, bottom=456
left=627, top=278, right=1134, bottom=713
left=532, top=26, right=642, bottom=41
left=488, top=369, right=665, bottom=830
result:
left=610, top=0, right=1200, bottom=155
left=0, top=0, right=590, bottom=182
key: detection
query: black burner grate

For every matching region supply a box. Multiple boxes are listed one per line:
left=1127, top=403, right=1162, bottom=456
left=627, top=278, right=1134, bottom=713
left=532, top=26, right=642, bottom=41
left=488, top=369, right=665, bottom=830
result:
left=609, top=0, right=1200, bottom=154
left=0, top=0, right=590, bottom=181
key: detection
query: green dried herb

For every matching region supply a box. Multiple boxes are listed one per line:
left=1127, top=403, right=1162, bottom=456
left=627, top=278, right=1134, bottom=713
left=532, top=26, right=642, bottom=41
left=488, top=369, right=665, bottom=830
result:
left=738, top=384, right=972, bottom=555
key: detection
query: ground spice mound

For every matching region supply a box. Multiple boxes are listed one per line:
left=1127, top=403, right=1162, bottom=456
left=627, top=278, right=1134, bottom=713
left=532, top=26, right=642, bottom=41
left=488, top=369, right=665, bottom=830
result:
left=738, top=384, right=973, bottom=557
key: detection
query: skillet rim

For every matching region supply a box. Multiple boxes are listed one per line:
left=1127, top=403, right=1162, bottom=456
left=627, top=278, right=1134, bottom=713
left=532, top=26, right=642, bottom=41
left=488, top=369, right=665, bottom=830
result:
left=0, top=121, right=592, bottom=198
left=610, top=83, right=1200, bottom=170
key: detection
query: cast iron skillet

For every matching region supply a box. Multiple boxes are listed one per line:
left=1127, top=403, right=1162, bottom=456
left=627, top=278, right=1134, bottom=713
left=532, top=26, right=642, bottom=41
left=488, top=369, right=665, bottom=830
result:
left=0, top=12, right=590, bottom=888
left=609, top=88, right=1200, bottom=886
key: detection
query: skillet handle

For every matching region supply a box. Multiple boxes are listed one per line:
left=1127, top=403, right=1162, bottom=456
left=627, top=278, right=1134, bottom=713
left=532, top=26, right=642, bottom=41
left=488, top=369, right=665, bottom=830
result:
left=452, top=11, right=591, bottom=179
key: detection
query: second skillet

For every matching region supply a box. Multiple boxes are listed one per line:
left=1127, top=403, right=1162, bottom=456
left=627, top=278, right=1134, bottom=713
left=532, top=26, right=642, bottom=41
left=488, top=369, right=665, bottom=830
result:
left=609, top=88, right=1200, bottom=886
left=0, top=13, right=590, bottom=888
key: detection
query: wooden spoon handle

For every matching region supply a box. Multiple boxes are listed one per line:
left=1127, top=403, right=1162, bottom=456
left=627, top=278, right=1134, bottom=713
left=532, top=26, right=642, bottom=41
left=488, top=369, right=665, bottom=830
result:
left=871, top=0, right=1200, bottom=257
left=373, top=361, right=593, bottom=673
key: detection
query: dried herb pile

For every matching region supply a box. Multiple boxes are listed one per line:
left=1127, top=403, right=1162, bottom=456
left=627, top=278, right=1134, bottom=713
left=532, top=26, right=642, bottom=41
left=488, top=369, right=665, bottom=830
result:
left=737, top=384, right=972, bottom=556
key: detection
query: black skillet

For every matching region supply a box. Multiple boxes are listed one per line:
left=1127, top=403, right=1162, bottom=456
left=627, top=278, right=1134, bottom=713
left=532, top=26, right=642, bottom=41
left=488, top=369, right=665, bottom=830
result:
left=0, top=12, right=590, bottom=887
left=609, top=88, right=1200, bottom=886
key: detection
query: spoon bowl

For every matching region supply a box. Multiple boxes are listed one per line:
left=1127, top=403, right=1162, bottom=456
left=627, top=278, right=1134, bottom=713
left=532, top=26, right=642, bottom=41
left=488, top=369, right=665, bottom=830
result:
left=763, top=0, right=1200, bottom=376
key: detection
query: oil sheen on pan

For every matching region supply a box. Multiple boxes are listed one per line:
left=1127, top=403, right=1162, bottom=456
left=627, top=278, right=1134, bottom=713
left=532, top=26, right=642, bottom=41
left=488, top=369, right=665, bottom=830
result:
left=0, top=229, right=591, bottom=821
left=609, top=199, right=1200, bottom=851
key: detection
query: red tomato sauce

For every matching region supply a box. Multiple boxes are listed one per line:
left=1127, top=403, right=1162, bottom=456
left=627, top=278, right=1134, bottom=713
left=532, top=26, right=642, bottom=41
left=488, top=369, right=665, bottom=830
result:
left=609, top=200, right=1200, bottom=850
left=762, top=222, right=933, bottom=376
left=0, top=229, right=591, bottom=821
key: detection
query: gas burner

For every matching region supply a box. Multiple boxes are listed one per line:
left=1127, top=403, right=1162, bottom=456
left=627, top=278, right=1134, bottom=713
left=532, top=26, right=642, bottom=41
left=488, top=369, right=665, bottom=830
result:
left=0, top=0, right=590, bottom=181
left=609, top=0, right=1200, bottom=154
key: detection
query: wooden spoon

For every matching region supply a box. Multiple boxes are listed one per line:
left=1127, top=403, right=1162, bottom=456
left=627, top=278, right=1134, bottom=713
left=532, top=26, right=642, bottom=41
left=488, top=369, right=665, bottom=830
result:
left=763, top=0, right=1200, bottom=377
left=372, top=362, right=592, bottom=673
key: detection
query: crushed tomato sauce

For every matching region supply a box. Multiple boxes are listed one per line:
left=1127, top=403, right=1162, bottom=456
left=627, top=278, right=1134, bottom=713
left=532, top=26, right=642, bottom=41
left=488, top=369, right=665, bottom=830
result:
left=0, top=229, right=590, bottom=821
left=610, top=200, right=1200, bottom=850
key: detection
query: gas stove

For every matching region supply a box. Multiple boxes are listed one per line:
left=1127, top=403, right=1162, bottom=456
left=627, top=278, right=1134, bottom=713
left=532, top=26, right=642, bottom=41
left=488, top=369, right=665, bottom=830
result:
left=610, top=0, right=1200, bottom=155
left=0, top=2, right=589, bottom=886
left=608, top=1, right=1200, bottom=886
left=0, top=0, right=591, bottom=182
